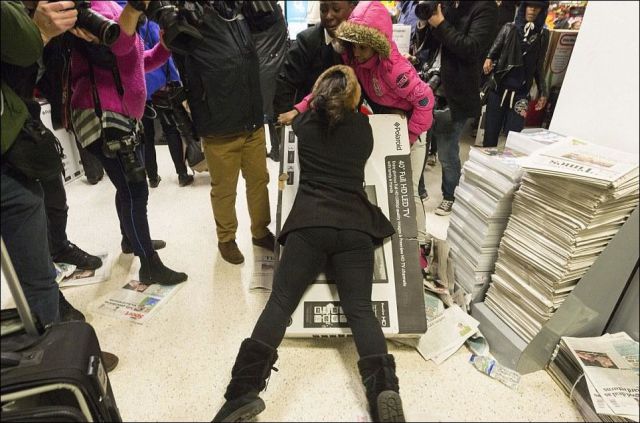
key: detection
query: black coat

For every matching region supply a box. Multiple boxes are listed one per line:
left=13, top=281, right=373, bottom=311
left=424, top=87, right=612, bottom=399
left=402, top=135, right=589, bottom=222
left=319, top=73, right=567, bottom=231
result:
left=179, top=7, right=264, bottom=138
left=487, top=23, right=550, bottom=97
left=279, top=111, right=395, bottom=245
left=430, top=1, right=498, bottom=120
left=273, top=25, right=342, bottom=116
left=251, top=4, right=288, bottom=119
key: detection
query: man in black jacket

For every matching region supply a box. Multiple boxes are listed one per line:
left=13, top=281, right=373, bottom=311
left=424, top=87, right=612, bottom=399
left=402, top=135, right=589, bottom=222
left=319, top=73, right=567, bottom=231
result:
left=482, top=1, right=550, bottom=147
left=273, top=1, right=357, bottom=118
left=250, top=1, right=288, bottom=162
left=177, top=1, right=274, bottom=264
left=424, top=1, right=498, bottom=216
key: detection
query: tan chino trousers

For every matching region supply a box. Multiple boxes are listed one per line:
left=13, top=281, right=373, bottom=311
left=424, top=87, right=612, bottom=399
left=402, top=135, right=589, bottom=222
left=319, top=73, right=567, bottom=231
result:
left=202, top=127, right=271, bottom=243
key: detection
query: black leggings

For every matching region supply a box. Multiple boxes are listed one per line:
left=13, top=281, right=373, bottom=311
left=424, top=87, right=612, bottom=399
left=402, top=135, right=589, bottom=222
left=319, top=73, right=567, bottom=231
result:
left=251, top=227, right=388, bottom=357
left=142, top=106, right=188, bottom=178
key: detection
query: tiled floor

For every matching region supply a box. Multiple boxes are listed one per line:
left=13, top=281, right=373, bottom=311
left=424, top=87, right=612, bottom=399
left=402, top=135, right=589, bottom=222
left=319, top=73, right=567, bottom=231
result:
left=2, top=127, right=583, bottom=422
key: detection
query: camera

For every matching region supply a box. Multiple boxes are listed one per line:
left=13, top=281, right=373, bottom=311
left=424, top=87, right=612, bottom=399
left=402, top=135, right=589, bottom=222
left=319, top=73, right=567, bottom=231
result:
left=56, top=0, right=120, bottom=46
left=130, top=1, right=203, bottom=56
left=415, top=1, right=440, bottom=20
left=419, top=64, right=441, bottom=91
left=102, top=134, right=146, bottom=183
left=161, top=83, right=199, bottom=144
left=150, top=82, right=203, bottom=167
left=130, top=1, right=278, bottom=54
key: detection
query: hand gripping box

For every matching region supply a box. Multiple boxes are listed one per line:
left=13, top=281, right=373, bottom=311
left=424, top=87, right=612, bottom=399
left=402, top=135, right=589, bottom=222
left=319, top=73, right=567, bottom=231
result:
left=277, top=115, right=427, bottom=338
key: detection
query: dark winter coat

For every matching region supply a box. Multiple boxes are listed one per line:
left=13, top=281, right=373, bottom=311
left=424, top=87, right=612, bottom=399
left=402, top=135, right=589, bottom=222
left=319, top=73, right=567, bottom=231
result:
left=251, top=4, right=288, bottom=119
left=487, top=2, right=550, bottom=97
left=430, top=1, right=498, bottom=120
left=278, top=111, right=395, bottom=245
left=273, top=25, right=342, bottom=116
left=179, top=5, right=263, bottom=138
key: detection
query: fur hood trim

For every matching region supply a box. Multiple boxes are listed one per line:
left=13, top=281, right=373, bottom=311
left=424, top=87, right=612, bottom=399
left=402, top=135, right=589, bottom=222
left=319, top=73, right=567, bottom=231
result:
left=336, top=21, right=391, bottom=59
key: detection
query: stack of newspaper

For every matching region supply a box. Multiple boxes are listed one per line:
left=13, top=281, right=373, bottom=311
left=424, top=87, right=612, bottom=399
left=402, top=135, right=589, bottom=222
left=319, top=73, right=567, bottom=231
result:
left=505, top=128, right=568, bottom=155
left=447, top=147, right=527, bottom=302
left=547, top=333, right=639, bottom=422
left=485, top=139, right=639, bottom=342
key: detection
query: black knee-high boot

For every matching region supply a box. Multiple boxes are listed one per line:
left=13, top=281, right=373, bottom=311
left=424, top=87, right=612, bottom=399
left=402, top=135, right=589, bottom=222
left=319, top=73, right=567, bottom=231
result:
left=358, top=354, right=405, bottom=422
left=212, top=338, right=279, bottom=422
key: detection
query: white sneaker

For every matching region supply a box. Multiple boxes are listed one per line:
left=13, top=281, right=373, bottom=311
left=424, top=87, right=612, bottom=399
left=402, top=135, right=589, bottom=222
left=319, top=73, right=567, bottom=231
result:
left=435, top=200, right=454, bottom=216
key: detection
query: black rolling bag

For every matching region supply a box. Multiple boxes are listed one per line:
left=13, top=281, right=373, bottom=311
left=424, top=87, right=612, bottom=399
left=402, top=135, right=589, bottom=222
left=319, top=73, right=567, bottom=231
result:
left=1, top=238, right=122, bottom=422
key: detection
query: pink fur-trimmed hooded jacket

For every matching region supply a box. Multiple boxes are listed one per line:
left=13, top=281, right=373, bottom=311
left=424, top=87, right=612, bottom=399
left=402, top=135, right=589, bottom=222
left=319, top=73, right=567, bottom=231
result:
left=295, top=1, right=434, bottom=144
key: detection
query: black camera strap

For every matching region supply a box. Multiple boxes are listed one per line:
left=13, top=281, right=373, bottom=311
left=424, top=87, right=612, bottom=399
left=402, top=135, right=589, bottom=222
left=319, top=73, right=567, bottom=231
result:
left=87, top=57, right=126, bottom=146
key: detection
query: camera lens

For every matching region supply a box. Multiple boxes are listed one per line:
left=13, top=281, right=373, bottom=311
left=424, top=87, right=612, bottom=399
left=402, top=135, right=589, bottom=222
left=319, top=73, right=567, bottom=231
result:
left=143, top=1, right=203, bottom=55
left=76, top=7, right=121, bottom=46
left=99, top=20, right=121, bottom=46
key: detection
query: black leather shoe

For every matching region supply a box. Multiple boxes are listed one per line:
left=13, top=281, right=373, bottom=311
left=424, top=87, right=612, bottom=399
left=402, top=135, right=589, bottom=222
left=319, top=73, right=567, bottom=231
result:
left=59, top=291, right=86, bottom=322
left=252, top=231, right=275, bottom=252
left=149, top=175, right=162, bottom=188
left=86, top=174, right=103, bottom=185
left=52, top=243, right=102, bottom=271
left=179, top=174, right=194, bottom=187
left=139, top=253, right=188, bottom=285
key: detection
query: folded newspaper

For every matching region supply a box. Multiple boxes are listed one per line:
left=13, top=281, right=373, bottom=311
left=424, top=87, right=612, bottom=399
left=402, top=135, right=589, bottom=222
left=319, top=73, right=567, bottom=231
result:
left=250, top=255, right=276, bottom=291
left=56, top=253, right=112, bottom=287
left=54, top=262, right=76, bottom=284
left=519, top=138, right=639, bottom=188
left=561, top=333, right=639, bottom=420
left=94, top=265, right=182, bottom=324
left=415, top=304, right=480, bottom=365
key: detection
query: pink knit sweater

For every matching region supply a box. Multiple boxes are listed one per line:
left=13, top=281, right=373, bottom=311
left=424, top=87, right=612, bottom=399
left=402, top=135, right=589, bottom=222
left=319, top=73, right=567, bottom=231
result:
left=70, top=1, right=171, bottom=119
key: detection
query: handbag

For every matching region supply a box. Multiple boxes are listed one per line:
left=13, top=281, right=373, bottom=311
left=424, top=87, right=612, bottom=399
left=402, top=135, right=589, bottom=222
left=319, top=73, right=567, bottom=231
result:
left=479, top=73, right=497, bottom=106
left=185, top=137, right=208, bottom=173
left=4, top=99, right=63, bottom=181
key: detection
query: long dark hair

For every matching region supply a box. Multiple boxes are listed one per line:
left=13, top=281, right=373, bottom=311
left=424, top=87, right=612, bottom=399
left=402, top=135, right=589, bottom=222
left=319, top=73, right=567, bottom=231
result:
left=309, top=65, right=359, bottom=131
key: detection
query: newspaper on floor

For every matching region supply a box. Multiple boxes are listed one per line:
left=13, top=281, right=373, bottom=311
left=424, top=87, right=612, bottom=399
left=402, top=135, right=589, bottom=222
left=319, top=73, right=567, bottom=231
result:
left=563, top=333, right=639, bottom=419
left=389, top=291, right=444, bottom=351
left=94, top=265, right=182, bottom=324
left=250, top=254, right=275, bottom=291
left=415, top=304, right=479, bottom=365
left=54, top=262, right=76, bottom=283
left=58, top=253, right=112, bottom=287
left=424, top=291, right=445, bottom=325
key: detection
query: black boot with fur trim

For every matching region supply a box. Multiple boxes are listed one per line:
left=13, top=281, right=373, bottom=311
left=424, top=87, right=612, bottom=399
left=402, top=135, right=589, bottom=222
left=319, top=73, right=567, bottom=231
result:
left=358, top=354, right=405, bottom=422
left=212, top=338, right=278, bottom=422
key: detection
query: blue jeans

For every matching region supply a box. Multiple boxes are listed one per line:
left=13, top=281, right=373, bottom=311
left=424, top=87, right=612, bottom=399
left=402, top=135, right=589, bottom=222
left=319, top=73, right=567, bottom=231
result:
left=1, top=164, right=59, bottom=326
left=432, top=112, right=467, bottom=201
left=86, top=129, right=154, bottom=258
